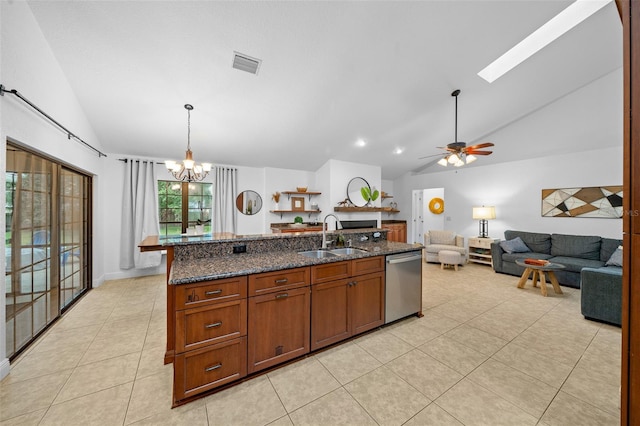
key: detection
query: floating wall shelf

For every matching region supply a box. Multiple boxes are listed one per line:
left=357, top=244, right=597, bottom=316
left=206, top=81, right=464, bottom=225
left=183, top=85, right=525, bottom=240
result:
left=281, top=191, right=321, bottom=201
left=333, top=207, right=399, bottom=214
left=270, top=210, right=322, bottom=219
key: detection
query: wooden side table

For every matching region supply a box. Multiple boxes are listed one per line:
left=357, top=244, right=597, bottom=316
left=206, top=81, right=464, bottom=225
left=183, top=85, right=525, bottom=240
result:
left=515, top=259, right=565, bottom=297
left=468, top=237, right=499, bottom=266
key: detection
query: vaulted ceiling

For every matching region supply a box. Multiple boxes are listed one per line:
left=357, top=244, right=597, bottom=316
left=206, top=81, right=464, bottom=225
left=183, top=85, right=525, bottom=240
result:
left=26, top=0, right=622, bottom=179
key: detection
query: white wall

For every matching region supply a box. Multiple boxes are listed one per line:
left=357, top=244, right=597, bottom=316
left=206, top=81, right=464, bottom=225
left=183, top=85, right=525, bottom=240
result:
left=264, top=167, right=318, bottom=226
left=0, top=2, right=107, bottom=378
left=395, top=146, right=623, bottom=242
left=394, top=68, right=623, bottom=243
left=319, top=159, right=382, bottom=227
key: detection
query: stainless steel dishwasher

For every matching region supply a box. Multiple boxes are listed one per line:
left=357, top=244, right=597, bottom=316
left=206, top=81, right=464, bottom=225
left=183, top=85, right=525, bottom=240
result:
left=385, top=251, right=423, bottom=324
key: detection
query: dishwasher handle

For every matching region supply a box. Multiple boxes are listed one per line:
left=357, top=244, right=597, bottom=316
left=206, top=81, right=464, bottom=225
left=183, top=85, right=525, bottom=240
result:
left=387, top=254, right=422, bottom=264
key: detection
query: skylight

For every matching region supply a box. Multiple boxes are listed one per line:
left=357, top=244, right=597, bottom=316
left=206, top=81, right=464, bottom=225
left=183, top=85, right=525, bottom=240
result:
left=477, top=0, right=612, bottom=83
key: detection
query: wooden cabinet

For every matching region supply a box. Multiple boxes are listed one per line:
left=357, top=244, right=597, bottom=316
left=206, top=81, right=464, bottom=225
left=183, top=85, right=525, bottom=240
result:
left=247, top=270, right=311, bottom=374
left=468, top=237, right=499, bottom=266
left=311, top=277, right=351, bottom=350
left=382, top=222, right=407, bottom=243
left=248, top=267, right=310, bottom=296
left=311, top=257, right=385, bottom=351
left=170, top=254, right=386, bottom=403
left=350, top=272, right=385, bottom=335
left=172, top=276, right=248, bottom=405
left=174, top=337, right=247, bottom=401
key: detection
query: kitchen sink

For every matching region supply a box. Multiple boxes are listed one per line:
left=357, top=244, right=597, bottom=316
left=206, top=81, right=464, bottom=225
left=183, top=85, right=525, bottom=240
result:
left=298, top=250, right=340, bottom=259
left=330, top=248, right=368, bottom=256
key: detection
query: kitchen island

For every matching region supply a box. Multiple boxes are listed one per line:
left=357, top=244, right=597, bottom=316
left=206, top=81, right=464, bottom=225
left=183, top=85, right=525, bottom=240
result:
left=140, top=229, right=423, bottom=406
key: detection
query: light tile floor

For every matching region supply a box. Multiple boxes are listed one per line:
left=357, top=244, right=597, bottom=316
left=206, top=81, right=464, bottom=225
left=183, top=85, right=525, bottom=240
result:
left=0, top=263, right=621, bottom=425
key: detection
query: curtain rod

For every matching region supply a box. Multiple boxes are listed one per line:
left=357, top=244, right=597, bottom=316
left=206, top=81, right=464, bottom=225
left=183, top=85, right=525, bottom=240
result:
left=118, top=158, right=164, bottom=165
left=0, top=84, right=107, bottom=158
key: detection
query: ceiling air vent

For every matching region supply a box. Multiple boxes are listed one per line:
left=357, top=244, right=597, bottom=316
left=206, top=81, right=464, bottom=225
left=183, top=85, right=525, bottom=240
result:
left=232, top=52, right=261, bottom=75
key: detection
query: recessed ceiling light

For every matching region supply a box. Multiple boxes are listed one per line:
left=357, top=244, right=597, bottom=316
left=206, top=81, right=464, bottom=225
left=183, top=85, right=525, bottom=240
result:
left=477, top=0, right=611, bottom=83
left=393, top=147, right=404, bottom=155
left=355, top=139, right=367, bottom=147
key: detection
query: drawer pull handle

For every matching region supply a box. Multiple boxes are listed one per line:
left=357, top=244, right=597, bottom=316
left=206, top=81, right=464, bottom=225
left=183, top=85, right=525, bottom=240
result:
left=275, top=293, right=289, bottom=299
left=205, top=363, right=222, bottom=372
left=205, top=322, right=222, bottom=329
left=205, top=290, right=223, bottom=296
left=275, top=278, right=288, bottom=284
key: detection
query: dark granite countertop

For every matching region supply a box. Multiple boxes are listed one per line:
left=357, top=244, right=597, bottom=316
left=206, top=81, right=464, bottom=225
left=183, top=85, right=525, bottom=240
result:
left=169, top=241, right=423, bottom=285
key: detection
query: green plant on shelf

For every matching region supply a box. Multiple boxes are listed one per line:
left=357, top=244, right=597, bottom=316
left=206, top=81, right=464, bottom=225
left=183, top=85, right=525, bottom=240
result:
left=361, top=186, right=380, bottom=204
left=294, top=216, right=304, bottom=224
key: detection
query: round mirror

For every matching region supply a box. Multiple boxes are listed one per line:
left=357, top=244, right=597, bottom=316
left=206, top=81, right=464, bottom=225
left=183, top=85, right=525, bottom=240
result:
left=236, top=190, right=263, bottom=215
left=346, top=177, right=371, bottom=207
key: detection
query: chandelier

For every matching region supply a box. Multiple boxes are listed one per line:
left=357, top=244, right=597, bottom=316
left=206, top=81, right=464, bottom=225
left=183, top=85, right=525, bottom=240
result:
left=165, top=104, right=212, bottom=182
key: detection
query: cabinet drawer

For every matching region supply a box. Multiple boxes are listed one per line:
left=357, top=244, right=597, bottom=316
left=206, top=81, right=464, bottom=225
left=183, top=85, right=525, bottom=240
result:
left=175, top=276, right=247, bottom=310
left=311, top=261, right=351, bottom=284
left=470, top=238, right=494, bottom=249
left=248, top=267, right=310, bottom=296
left=352, top=256, right=384, bottom=276
left=173, top=337, right=247, bottom=403
left=175, top=299, right=247, bottom=353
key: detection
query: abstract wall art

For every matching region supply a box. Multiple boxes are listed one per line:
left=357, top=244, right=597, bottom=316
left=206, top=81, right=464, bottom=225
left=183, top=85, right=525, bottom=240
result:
left=541, top=186, right=623, bottom=218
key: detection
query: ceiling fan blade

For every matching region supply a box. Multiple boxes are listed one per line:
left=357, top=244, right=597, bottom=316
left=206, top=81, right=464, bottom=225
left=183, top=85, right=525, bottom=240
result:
left=466, top=142, right=494, bottom=150
left=412, top=157, right=443, bottom=174
left=466, top=150, right=492, bottom=155
left=418, top=152, right=447, bottom=160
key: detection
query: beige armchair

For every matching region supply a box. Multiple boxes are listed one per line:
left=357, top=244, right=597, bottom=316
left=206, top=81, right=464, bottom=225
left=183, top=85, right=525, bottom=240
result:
left=424, top=230, right=466, bottom=263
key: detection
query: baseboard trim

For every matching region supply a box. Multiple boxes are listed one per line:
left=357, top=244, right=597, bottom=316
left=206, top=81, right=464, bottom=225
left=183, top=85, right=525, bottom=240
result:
left=0, top=357, right=10, bottom=381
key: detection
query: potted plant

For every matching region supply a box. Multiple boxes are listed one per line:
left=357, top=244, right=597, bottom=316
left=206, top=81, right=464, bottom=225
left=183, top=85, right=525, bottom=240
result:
left=291, top=216, right=304, bottom=228
left=361, top=186, right=380, bottom=206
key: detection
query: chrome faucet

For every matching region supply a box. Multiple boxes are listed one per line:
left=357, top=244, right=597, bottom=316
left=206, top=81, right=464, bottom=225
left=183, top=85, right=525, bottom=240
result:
left=322, top=214, right=343, bottom=249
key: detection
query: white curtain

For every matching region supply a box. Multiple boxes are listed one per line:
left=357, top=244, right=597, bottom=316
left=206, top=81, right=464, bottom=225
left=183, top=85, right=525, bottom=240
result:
left=120, top=159, right=161, bottom=269
left=213, top=167, right=238, bottom=234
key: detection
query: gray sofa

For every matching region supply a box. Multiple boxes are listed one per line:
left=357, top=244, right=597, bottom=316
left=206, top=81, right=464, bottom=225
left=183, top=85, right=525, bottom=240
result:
left=491, top=230, right=622, bottom=289
left=580, top=266, right=622, bottom=326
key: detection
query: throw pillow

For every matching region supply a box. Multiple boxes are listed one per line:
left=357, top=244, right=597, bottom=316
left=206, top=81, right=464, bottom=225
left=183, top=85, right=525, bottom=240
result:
left=606, top=245, right=623, bottom=267
left=500, top=237, right=531, bottom=254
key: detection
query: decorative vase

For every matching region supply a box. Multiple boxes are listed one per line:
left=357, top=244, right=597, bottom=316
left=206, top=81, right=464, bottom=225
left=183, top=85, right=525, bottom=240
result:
left=273, top=202, right=279, bottom=210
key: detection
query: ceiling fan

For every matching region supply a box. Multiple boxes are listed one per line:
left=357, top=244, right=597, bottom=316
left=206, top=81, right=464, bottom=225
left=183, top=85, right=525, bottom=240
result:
left=418, top=89, right=494, bottom=169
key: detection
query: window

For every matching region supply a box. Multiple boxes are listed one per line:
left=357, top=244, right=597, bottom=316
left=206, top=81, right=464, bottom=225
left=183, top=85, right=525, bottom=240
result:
left=158, top=181, right=212, bottom=236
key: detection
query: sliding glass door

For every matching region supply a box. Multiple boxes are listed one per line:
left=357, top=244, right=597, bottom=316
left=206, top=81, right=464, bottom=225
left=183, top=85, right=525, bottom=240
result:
left=5, top=143, right=91, bottom=358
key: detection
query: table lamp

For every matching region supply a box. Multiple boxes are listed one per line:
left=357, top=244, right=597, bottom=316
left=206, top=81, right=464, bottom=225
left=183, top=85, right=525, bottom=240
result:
left=472, top=206, right=496, bottom=238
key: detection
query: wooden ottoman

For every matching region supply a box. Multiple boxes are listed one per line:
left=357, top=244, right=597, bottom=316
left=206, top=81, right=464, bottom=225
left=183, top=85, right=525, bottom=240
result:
left=439, top=250, right=463, bottom=271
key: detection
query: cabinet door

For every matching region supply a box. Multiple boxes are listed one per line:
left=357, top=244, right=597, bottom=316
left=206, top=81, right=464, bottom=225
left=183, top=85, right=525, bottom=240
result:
left=350, top=272, right=385, bottom=335
left=248, top=286, right=310, bottom=373
left=311, top=278, right=350, bottom=351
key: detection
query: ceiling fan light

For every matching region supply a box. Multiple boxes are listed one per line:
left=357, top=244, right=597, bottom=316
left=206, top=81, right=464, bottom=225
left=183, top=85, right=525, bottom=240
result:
left=437, top=157, right=449, bottom=167
left=448, top=153, right=460, bottom=164
left=466, top=154, right=477, bottom=164
left=454, top=158, right=465, bottom=167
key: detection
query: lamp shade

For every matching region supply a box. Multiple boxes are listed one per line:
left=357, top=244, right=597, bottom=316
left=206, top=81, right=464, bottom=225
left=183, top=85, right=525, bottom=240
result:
left=472, top=206, right=496, bottom=220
